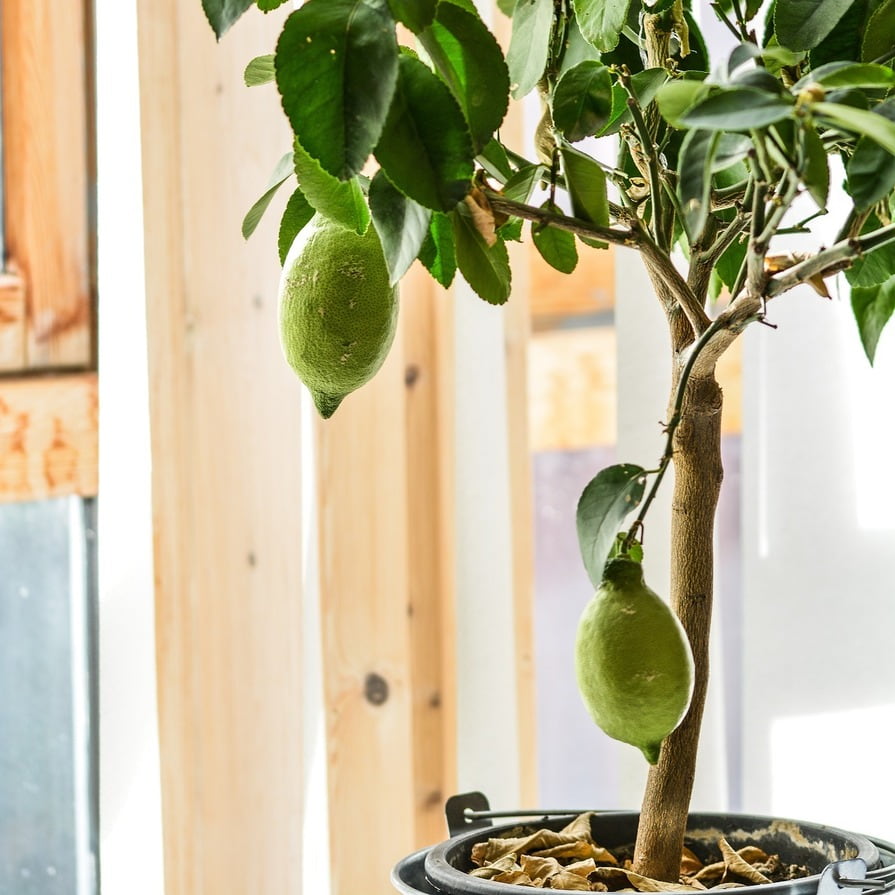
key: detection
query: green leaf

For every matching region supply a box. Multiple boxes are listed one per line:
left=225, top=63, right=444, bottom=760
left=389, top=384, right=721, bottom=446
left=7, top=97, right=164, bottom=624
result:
left=576, top=464, right=647, bottom=589
left=532, top=202, right=579, bottom=273
left=369, top=169, right=432, bottom=284
left=478, top=140, right=514, bottom=183
left=419, top=3, right=510, bottom=150
left=256, top=0, right=288, bottom=9
left=497, top=0, right=515, bottom=13
left=862, top=0, right=895, bottom=63
left=506, top=0, right=553, bottom=99
left=242, top=151, right=294, bottom=239
left=202, top=0, right=254, bottom=38
left=419, top=212, right=457, bottom=287
left=656, top=78, right=709, bottom=127
left=600, top=69, right=668, bottom=136
left=714, top=234, right=748, bottom=294
left=560, top=145, right=609, bottom=226
left=278, top=189, right=315, bottom=265
left=553, top=62, right=614, bottom=143
left=678, top=129, right=719, bottom=241
left=680, top=88, right=793, bottom=130
left=800, top=62, right=895, bottom=91
left=503, top=164, right=545, bottom=203
left=293, top=138, right=370, bottom=234
left=572, top=0, right=631, bottom=52
left=375, top=54, right=474, bottom=211
left=452, top=202, right=511, bottom=304
left=774, top=0, right=852, bottom=51
left=244, top=54, right=275, bottom=86
left=846, top=237, right=895, bottom=287
left=801, top=120, right=830, bottom=210
left=275, top=0, right=399, bottom=180
left=815, top=101, right=895, bottom=155
left=386, top=0, right=437, bottom=31
left=558, top=15, right=602, bottom=78
left=808, top=0, right=872, bottom=67
left=852, top=276, right=895, bottom=363
left=847, top=99, right=895, bottom=211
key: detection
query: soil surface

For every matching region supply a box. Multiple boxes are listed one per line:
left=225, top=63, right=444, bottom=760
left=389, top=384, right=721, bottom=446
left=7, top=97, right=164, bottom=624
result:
left=466, top=814, right=810, bottom=891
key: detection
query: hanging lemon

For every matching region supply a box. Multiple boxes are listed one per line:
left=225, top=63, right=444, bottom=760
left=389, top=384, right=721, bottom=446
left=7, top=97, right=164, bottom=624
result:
left=278, top=216, right=398, bottom=418
left=575, top=556, right=695, bottom=764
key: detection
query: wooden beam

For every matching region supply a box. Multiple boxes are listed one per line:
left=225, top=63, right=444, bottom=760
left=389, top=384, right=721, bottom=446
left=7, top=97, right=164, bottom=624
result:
left=0, top=273, right=26, bottom=371
left=1, top=0, right=93, bottom=369
left=0, top=372, right=97, bottom=502
left=136, top=3, right=304, bottom=894
left=402, top=264, right=457, bottom=844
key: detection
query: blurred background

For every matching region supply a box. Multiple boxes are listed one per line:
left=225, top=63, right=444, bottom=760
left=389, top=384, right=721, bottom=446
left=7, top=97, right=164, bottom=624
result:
left=1, top=1, right=893, bottom=894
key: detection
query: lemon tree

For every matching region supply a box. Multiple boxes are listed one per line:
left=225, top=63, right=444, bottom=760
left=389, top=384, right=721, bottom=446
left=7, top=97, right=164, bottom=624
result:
left=278, top=216, right=398, bottom=418
left=205, top=0, right=895, bottom=881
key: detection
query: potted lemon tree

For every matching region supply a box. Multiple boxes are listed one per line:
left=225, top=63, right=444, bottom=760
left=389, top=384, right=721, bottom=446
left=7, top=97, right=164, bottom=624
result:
left=202, top=0, right=895, bottom=888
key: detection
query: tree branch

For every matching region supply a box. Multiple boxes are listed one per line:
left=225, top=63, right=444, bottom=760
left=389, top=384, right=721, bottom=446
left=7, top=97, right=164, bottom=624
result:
left=484, top=192, right=639, bottom=248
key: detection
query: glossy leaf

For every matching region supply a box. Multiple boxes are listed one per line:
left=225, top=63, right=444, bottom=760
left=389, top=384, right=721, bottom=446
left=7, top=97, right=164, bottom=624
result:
left=202, top=0, right=253, bottom=38
left=532, top=203, right=579, bottom=273
left=506, top=0, right=553, bottom=99
left=656, top=78, right=709, bottom=127
left=375, top=55, right=474, bottom=211
left=278, top=189, right=315, bottom=265
left=244, top=54, right=275, bottom=86
left=275, top=0, right=398, bottom=180
left=369, top=169, right=432, bottom=284
left=419, top=212, right=457, bottom=287
left=846, top=100, right=895, bottom=211
left=503, top=164, right=545, bottom=204
left=419, top=3, right=510, bottom=149
left=846, top=238, right=895, bottom=288
left=678, top=129, right=719, bottom=241
left=601, top=69, right=668, bottom=136
left=808, top=0, right=872, bottom=68
left=478, top=140, right=514, bottom=183
left=800, top=62, right=895, bottom=91
left=558, top=15, right=602, bottom=78
left=774, top=0, right=852, bottom=51
left=576, top=464, right=647, bottom=588
left=862, top=0, right=895, bottom=63
left=553, top=62, right=614, bottom=143
left=561, top=146, right=609, bottom=227
left=801, top=121, right=830, bottom=210
left=851, top=276, right=895, bottom=364
left=257, top=0, right=288, bottom=8
left=293, top=138, right=370, bottom=234
left=572, top=0, right=631, bottom=52
left=680, top=88, right=793, bottom=130
left=815, top=102, right=895, bottom=155
left=497, top=0, right=515, bottom=13
left=452, top=202, right=511, bottom=304
left=242, top=151, right=294, bottom=239
left=386, top=0, right=437, bottom=31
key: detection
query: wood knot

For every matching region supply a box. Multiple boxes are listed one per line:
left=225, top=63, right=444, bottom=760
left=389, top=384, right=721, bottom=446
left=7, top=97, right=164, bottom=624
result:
left=364, top=672, right=389, bottom=706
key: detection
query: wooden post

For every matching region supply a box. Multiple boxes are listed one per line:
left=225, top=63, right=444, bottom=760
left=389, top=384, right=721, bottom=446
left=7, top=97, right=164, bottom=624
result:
left=0, top=0, right=93, bottom=369
left=136, top=4, right=304, bottom=894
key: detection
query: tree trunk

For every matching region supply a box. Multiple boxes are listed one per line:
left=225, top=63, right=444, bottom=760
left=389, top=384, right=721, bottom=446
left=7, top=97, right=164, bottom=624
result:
left=632, top=368, right=724, bottom=882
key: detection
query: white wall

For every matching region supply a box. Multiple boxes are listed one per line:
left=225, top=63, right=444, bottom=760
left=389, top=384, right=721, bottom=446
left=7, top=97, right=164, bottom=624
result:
left=95, top=0, right=165, bottom=891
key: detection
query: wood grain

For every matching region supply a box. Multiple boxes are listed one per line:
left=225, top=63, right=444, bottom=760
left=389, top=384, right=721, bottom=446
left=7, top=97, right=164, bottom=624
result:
left=315, top=328, right=417, bottom=894
left=136, top=4, right=304, bottom=894
left=1, top=0, right=93, bottom=369
left=0, top=372, right=97, bottom=502
left=0, top=273, right=26, bottom=371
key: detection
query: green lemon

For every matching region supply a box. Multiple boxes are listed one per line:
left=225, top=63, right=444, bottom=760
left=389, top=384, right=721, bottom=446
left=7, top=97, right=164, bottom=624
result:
left=574, top=556, right=694, bottom=764
left=278, top=216, right=399, bottom=418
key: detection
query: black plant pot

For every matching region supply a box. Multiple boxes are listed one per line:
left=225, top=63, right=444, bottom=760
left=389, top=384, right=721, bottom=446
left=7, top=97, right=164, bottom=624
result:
left=393, top=797, right=895, bottom=895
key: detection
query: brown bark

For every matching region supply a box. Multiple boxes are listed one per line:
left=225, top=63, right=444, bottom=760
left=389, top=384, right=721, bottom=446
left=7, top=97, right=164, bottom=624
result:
left=632, top=369, right=724, bottom=882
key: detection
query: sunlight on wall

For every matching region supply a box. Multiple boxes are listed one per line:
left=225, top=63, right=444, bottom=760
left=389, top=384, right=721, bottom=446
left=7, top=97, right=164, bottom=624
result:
left=841, top=314, right=895, bottom=533
left=770, top=705, right=895, bottom=842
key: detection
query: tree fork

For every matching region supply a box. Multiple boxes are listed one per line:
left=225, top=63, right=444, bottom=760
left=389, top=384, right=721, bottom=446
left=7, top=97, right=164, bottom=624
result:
left=633, top=371, right=724, bottom=882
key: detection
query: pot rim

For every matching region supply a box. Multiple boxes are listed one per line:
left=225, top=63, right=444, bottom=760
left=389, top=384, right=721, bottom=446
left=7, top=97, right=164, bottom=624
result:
left=421, top=810, right=881, bottom=895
